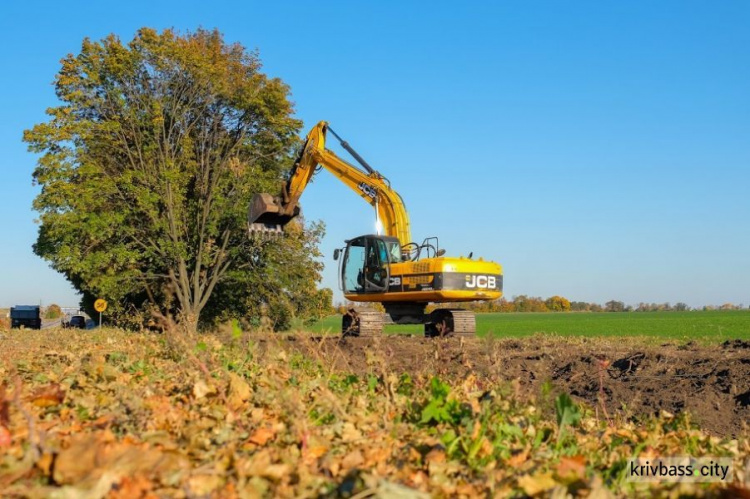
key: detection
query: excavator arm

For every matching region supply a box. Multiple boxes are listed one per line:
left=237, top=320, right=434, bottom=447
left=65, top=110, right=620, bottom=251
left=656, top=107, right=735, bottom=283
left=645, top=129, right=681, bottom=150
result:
left=248, top=121, right=412, bottom=246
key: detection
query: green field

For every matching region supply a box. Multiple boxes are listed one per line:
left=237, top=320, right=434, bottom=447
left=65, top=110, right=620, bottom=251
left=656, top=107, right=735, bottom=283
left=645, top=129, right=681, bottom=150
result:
left=308, top=310, right=750, bottom=341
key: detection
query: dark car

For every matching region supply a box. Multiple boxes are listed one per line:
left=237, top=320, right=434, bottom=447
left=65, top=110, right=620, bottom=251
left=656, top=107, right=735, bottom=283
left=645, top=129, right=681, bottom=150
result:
left=68, top=315, right=87, bottom=329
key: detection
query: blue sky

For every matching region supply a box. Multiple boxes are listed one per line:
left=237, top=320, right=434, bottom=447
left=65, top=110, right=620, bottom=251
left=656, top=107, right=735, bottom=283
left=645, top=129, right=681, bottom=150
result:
left=1, top=1, right=748, bottom=308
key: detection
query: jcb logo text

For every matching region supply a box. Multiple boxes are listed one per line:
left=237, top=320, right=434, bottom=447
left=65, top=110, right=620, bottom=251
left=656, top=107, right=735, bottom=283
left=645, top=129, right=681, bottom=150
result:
left=465, top=275, right=497, bottom=289
left=357, top=182, right=377, bottom=199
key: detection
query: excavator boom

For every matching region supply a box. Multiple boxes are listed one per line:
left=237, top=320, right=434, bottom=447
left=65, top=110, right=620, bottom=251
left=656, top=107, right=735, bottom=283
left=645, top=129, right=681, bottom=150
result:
left=248, top=121, right=411, bottom=245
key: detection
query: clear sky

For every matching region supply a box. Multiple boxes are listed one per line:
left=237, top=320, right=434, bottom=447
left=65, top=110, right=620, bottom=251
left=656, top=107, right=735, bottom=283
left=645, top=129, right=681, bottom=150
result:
left=1, top=1, right=748, bottom=309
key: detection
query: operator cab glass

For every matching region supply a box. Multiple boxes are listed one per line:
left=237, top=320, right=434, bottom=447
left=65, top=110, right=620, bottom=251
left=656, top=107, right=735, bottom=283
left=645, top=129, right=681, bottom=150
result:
left=385, top=240, right=402, bottom=263
left=341, top=235, right=393, bottom=294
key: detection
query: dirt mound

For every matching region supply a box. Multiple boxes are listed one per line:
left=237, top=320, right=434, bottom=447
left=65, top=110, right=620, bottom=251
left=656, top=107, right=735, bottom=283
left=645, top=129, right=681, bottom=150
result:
left=280, top=335, right=750, bottom=437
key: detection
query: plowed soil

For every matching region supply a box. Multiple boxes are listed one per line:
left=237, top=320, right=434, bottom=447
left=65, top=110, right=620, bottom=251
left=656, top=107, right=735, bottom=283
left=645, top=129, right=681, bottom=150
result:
left=280, top=335, right=750, bottom=438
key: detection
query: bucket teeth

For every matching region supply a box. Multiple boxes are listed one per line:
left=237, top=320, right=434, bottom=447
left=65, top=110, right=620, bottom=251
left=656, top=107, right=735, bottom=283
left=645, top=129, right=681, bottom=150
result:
left=247, top=192, right=298, bottom=240
left=248, top=223, right=284, bottom=239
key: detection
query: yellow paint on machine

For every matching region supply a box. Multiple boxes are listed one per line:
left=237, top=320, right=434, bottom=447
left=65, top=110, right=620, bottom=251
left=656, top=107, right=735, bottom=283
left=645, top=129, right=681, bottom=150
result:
left=345, top=256, right=503, bottom=303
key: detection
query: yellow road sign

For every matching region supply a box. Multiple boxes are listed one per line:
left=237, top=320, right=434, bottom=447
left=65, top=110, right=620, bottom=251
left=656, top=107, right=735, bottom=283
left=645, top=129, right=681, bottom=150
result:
left=94, top=299, right=108, bottom=313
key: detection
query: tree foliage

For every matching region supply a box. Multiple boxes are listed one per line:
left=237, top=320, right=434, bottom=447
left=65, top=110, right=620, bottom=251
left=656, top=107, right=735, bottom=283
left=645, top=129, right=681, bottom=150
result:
left=544, top=295, right=571, bottom=312
left=201, top=220, right=332, bottom=331
left=25, top=28, right=330, bottom=330
left=605, top=300, right=628, bottom=313
left=44, top=304, right=62, bottom=320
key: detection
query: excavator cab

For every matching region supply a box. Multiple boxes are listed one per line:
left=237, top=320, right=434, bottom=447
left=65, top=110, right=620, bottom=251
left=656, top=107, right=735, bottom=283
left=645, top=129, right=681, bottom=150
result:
left=337, top=235, right=398, bottom=294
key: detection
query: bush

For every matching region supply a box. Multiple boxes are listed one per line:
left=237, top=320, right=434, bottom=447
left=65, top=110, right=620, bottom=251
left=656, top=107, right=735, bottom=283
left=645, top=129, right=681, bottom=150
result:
left=45, top=304, right=62, bottom=319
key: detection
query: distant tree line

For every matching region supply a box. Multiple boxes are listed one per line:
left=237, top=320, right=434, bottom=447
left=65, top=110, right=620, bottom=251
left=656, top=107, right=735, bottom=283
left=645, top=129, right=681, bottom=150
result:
left=440, top=297, right=747, bottom=313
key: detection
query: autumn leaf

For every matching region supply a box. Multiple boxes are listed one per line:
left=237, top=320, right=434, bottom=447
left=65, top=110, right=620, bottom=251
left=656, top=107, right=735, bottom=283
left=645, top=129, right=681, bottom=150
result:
left=108, top=475, right=154, bottom=499
left=193, top=379, right=217, bottom=400
left=0, top=383, right=9, bottom=426
left=227, top=372, right=252, bottom=410
left=247, top=427, right=275, bottom=446
left=341, top=449, right=365, bottom=469
left=424, top=447, right=446, bottom=464
left=506, top=448, right=529, bottom=467
left=0, top=426, right=11, bottom=449
left=36, top=452, right=54, bottom=475
left=556, top=455, right=586, bottom=481
left=53, top=431, right=189, bottom=486
left=304, top=445, right=329, bottom=461
left=518, top=472, right=557, bottom=496
left=29, top=383, right=65, bottom=407
left=187, top=474, right=224, bottom=496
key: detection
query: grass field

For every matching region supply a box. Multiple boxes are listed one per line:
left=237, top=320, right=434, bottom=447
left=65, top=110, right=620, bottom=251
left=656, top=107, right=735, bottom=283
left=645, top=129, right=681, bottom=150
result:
left=309, top=310, right=750, bottom=341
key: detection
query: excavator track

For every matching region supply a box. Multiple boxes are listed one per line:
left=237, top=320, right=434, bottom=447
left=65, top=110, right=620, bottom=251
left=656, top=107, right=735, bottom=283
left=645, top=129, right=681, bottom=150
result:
left=425, top=308, right=476, bottom=337
left=342, top=309, right=384, bottom=337
left=448, top=309, right=476, bottom=336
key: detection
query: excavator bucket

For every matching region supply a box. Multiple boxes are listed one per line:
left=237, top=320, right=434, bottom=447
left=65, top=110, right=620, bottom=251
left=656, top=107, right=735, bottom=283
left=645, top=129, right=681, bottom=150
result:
left=247, top=193, right=297, bottom=238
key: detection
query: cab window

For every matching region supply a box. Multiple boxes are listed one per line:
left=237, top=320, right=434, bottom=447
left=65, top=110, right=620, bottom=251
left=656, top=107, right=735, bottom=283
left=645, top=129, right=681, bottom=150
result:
left=386, top=241, right=401, bottom=263
left=342, top=240, right=365, bottom=293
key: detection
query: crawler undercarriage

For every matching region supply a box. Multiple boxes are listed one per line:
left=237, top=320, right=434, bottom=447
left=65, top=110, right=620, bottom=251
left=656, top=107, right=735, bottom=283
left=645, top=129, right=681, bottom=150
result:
left=341, top=306, right=476, bottom=338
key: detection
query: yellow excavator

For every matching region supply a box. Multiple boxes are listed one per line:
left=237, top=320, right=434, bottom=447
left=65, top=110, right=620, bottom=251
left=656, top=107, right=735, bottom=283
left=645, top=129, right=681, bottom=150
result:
left=248, top=121, right=502, bottom=337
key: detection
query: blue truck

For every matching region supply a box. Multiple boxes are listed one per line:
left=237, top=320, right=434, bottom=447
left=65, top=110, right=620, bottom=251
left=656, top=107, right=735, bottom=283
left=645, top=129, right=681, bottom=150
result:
left=10, top=305, right=42, bottom=330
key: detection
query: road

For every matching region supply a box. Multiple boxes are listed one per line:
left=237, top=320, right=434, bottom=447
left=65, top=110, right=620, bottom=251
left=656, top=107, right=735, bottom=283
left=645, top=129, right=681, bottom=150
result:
left=41, top=316, right=94, bottom=330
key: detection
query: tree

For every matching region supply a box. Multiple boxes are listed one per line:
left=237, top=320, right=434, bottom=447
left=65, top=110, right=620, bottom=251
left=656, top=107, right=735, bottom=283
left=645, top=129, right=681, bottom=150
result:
left=495, top=298, right=515, bottom=313
left=605, top=300, right=625, bottom=312
left=512, top=295, right=548, bottom=313
left=545, top=295, right=571, bottom=312
left=26, top=28, right=324, bottom=331
left=570, top=301, right=591, bottom=312
left=45, top=304, right=62, bottom=320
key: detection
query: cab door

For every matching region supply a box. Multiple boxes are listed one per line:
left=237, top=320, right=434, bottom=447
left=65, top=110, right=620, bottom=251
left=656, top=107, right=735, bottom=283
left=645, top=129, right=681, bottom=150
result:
left=363, top=237, right=390, bottom=293
left=341, top=236, right=390, bottom=294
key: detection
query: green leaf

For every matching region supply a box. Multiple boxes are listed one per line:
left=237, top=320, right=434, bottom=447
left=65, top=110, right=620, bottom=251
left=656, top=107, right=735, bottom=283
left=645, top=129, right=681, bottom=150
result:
left=231, top=319, right=242, bottom=339
left=555, top=393, right=581, bottom=443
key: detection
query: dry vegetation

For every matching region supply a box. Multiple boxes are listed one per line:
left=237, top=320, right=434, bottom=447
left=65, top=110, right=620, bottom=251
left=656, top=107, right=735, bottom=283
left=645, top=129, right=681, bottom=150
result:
left=0, top=308, right=9, bottom=332
left=1, top=327, right=749, bottom=498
